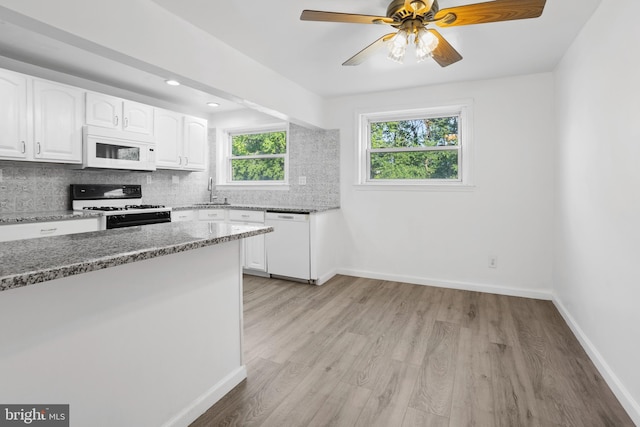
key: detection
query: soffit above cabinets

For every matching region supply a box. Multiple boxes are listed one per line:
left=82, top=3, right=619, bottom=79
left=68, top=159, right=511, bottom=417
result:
left=0, top=17, right=245, bottom=117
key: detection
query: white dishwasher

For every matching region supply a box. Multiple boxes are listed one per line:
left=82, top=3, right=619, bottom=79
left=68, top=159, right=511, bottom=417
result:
left=265, top=212, right=311, bottom=282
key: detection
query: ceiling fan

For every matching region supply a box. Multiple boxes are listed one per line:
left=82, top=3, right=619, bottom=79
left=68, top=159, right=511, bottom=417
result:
left=300, top=0, right=546, bottom=67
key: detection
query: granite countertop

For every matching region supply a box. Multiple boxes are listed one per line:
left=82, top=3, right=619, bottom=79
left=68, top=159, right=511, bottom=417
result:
left=172, top=204, right=340, bottom=214
left=0, top=210, right=101, bottom=224
left=0, top=221, right=272, bottom=292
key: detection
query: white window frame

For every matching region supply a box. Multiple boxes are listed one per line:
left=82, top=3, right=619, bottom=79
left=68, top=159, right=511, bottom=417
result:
left=217, top=124, right=290, bottom=189
left=357, top=102, right=473, bottom=190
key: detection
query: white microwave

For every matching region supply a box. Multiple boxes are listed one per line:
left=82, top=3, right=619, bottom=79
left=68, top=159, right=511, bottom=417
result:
left=82, top=126, right=156, bottom=171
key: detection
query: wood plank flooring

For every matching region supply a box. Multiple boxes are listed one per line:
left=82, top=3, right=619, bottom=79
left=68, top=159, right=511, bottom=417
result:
left=190, top=275, right=634, bottom=427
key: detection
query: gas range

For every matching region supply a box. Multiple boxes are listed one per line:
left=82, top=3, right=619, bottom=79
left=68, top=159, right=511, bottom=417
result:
left=71, top=184, right=172, bottom=229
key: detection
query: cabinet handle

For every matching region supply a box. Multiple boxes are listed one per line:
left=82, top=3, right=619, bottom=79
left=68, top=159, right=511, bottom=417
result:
left=278, top=215, right=294, bottom=220
left=124, top=117, right=129, bottom=128
left=241, top=214, right=250, bottom=218
left=178, top=156, right=182, bottom=165
left=40, top=228, right=57, bottom=234
left=114, top=115, right=119, bottom=126
left=36, top=142, right=41, bottom=155
left=21, top=141, right=26, bottom=153
left=184, top=157, right=189, bottom=166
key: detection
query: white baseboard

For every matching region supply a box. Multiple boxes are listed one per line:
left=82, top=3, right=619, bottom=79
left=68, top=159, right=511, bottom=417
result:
left=336, top=268, right=553, bottom=300
left=552, top=296, right=640, bottom=426
left=315, top=269, right=338, bottom=286
left=162, top=365, right=247, bottom=427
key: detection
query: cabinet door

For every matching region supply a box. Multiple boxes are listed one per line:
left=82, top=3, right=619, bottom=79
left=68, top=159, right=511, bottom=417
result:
left=198, top=209, right=226, bottom=221
left=228, top=210, right=266, bottom=271
left=0, top=217, right=102, bottom=242
left=85, top=92, right=121, bottom=129
left=123, top=100, right=153, bottom=135
left=171, top=210, right=196, bottom=222
left=33, top=80, right=83, bottom=163
left=154, top=109, right=182, bottom=169
left=244, top=234, right=266, bottom=271
left=0, top=69, right=28, bottom=159
left=183, top=115, right=208, bottom=171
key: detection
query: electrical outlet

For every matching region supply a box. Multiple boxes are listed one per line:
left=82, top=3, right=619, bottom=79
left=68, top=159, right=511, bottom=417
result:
left=298, top=176, right=307, bottom=185
left=488, top=256, right=498, bottom=269
left=146, top=175, right=153, bottom=184
left=172, top=175, right=179, bottom=184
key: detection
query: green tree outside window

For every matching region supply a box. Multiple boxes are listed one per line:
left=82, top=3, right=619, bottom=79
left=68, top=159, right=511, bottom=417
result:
left=230, top=130, right=287, bottom=181
left=369, top=116, right=460, bottom=180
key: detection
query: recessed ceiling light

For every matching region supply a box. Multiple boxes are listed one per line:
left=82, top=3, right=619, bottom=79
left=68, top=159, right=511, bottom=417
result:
left=165, top=79, right=180, bottom=86
left=207, top=102, right=220, bottom=107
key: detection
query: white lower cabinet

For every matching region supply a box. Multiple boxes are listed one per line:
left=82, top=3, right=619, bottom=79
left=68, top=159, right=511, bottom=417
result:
left=171, top=210, right=196, bottom=222
left=197, top=209, right=225, bottom=222
left=0, top=217, right=101, bottom=242
left=174, top=207, right=339, bottom=284
left=228, top=209, right=266, bottom=273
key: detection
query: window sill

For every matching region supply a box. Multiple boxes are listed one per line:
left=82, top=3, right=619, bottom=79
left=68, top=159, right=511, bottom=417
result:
left=354, top=183, right=475, bottom=192
left=216, top=184, right=290, bottom=191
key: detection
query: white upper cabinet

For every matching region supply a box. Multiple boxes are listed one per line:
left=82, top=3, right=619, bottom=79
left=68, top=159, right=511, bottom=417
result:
left=86, top=92, right=153, bottom=135
left=0, top=69, right=82, bottom=164
left=183, top=115, right=207, bottom=171
left=154, top=109, right=207, bottom=171
left=0, top=69, right=28, bottom=160
left=123, top=100, right=154, bottom=134
left=33, top=79, right=83, bottom=163
left=85, top=92, right=119, bottom=129
left=154, top=108, right=182, bottom=169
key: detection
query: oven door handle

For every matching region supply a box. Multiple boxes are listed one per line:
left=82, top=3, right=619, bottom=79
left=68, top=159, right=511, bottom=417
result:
left=106, top=216, right=171, bottom=229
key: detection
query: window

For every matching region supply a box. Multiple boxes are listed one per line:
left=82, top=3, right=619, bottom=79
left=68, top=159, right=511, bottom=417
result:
left=223, top=126, right=289, bottom=185
left=359, top=104, right=471, bottom=186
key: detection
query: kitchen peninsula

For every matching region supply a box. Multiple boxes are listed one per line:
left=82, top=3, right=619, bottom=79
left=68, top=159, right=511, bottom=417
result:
left=0, top=221, right=272, bottom=427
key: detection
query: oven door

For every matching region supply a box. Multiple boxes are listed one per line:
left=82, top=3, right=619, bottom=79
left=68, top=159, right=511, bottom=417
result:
left=105, top=211, right=171, bottom=229
left=83, top=132, right=156, bottom=171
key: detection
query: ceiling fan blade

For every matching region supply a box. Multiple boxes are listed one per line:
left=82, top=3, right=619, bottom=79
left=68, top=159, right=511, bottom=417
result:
left=301, top=10, right=394, bottom=25
left=434, top=0, right=546, bottom=27
left=343, top=33, right=397, bottom=66
left=428, top=29, right=463, bottom=67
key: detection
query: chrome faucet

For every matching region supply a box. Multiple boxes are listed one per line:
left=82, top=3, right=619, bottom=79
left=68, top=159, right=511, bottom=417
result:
left=208, top=177, right=217, bottom=203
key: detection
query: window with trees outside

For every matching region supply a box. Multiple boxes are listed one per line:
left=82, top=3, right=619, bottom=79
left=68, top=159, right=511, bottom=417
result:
left=360, top=104, right=470, bottom=185
left=227, top=128, right=288, bottom=183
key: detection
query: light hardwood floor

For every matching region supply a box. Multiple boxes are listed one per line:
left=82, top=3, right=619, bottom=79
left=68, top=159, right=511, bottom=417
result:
left=190, top=275, right=634, bottom=427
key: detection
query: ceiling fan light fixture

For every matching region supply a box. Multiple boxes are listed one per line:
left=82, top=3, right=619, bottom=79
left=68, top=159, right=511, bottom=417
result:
left=415, top=27, right=439, bottom=62
left=387, top=29, right=409, bottom=63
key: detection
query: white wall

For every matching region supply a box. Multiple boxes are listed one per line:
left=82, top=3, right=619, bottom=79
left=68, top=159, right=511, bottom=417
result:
left=327, top=73, right=555, bottom=298
left=553, top=0, right=640, bottom=422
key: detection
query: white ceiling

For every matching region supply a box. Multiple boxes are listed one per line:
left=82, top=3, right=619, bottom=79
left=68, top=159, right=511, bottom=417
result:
left=0, top=0, right=602, bottom=116
left=151, top=0, right=602, bottom=98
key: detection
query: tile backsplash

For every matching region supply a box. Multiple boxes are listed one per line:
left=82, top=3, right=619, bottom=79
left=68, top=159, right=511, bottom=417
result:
left=0, top=123, right=340, bottom=214
left=0, top=162, right=210, bottom=213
